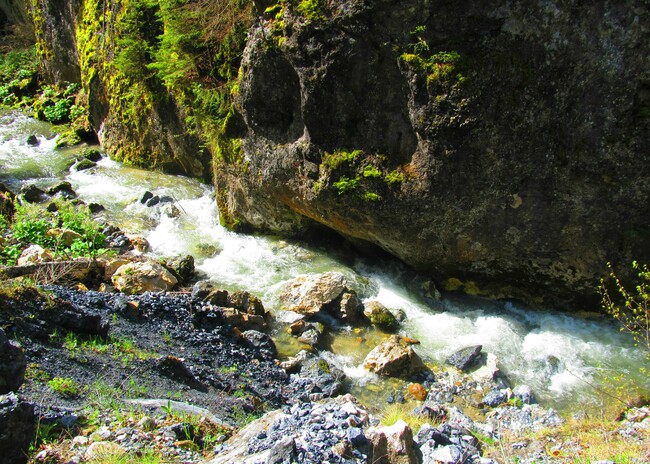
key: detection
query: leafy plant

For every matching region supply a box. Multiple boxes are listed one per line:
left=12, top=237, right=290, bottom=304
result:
left=599, top=261, right=650, bottom=367
left=322, top=149, right=363, bottom=170
left=48, top=377, right=80, bottom=397
left=362, top=165, right=382, bottom=179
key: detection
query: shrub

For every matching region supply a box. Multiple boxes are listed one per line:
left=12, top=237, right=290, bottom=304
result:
left=599, top=261, right=650, bottom=366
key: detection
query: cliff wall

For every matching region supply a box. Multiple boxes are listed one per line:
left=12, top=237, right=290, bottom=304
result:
left=26, top=0, right=650, bottom=307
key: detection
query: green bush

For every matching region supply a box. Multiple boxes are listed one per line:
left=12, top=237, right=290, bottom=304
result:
left=332, top=176, right=358, bottom=195
left=600, top=261, right=650, bottom=365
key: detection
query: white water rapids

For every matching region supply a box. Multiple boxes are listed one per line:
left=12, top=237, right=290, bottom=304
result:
left=1, top=109, right=647, bottom=414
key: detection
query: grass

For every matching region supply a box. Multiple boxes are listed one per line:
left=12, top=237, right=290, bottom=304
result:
left=482, top=413, right=650, bottom=463
left=379, top=402, right=437, bottom=432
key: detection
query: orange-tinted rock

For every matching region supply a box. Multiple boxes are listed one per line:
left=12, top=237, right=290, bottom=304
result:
left=408, top=383, right=428, bottom=401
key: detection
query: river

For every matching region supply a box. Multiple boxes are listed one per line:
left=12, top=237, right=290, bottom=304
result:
left=1, top=109, right=647, bottom=415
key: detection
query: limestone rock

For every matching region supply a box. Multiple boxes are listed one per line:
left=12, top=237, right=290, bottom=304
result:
left=17, top=244, right=54, bottom=265
left=0, top=392, right=35, bottom=464
left=111, top=261, right=178, bottom=294
left=363, top=335, right=424, bottom=378
left=279, top=272, right=365, bottom=323
left=363, top=301, right=399, bottom=333
left=0, top=329, right=26, bottom=394
left=366, top=419, right=419, bottom=464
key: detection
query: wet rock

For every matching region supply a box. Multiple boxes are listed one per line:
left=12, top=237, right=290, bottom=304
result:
left=242, top=330, right=277, bottom=360
left=46, top=228, right=82, bottom=247
left=26, top=134, right=39, bottom=146
left=0, top=329, right=26, bottom=394
left=112, top=261, right=178, bottom=294
left=82, top=148, right=103, bottom=162
left=363, top=335, right=425, bottom=378
left=446, top=345, right=483, bottom=372
left=140, top=191, right=154, bottom=204
left=47, top=181, right=76, bottom=199
left=146, top=195, right=161, bottom=207
left=73, top=158, right=96, bottom=171
left=513, top=385, right=536, bottom=405
left=0, top=392, right=35, bottom=464
left=363, top=301, right=399, bottom=332
left=88, top=203, right=105, bottom=214
left=366, top=419, right=419, bottom=464
left=279, top=272, right=365, bottom=322
left=164, top=255, right=195, bottom=284
left=126, top=235, right=150, bottom=253
left=17, top=244, right=54, bottom=265
left=20, top=184, right=48, bottom=203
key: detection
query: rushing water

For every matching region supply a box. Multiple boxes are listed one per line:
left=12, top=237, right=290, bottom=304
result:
left=1, top=109, right=648, bottom=414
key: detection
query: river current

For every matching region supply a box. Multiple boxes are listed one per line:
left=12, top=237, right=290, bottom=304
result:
left=1, top=109, right=647, bottom=414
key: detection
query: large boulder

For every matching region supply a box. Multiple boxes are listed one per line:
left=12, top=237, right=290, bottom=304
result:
left=366, top=420, right=419, bottom=464
left=0, top=329, right=26, bottom=394
left=279, top=272, right=365, bottom=323
left=111, top=261, right=178, bottom=294
left=363, top=335, right=425, bottom=378
left=0, top=392, right=35, bottom=464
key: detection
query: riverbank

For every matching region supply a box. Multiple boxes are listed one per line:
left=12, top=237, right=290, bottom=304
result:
left=1, top=280, right=649, bottom=463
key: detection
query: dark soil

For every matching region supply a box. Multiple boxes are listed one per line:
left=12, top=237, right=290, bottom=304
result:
left=1, top=284, right=295, bottom=426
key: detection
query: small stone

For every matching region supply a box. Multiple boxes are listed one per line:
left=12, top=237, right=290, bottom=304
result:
left=71, top=436, right=89, bottom=448
left=408, top=383, right=428, bottom=401
left=137, top=416, right=156, bottom=431
left=482, top=389, right=507, bottom=408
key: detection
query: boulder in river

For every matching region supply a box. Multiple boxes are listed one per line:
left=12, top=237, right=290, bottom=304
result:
left=19, top=184, right=48, bottom=203
left=446, top=345, right=483, bottom=372
left=112, top=261, right=178, bottom=294
left=279, top=272, right=366, bottom=323
left=363, top=301, right=400, bottom=333
left=363, top=335, right=425, bottom=378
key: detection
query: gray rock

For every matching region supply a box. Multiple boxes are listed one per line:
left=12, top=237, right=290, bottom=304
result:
left=0, top=392, right=35, bottom=464
left=242, top=330, right=278, bottom=359
left=482, top=389, right=507, bottom=408
left=73, top=158, right=96, bottom=171
left=446, top=345, right=483, bottom=371
left=0, top=329, right=26, bottom=394
left=513, top=385, right=536, bottom=404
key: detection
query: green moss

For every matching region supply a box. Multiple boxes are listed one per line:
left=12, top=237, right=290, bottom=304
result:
left=362, top=165, right=382, bottom=179
left=362, top=192, right=382, bottom=202
left=322, top=149, right=363, bottom=170
left=385, top=170, right=405, bottom=184
left=332, top=176, right=359, bottom=195
left=296, top=0, right=325, bottom=21
left=317, top=359, right=331, bottom=373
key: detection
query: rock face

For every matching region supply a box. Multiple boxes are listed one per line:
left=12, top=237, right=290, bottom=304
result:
left=0, top=392, right=35, bottom=464
left=28, top=0, right=650, bottom=307
left=0, top=329, right=26, bottom=394
left=216, top=0, right=650, bottom=307
left=363, top=335, right=425, bottom=378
